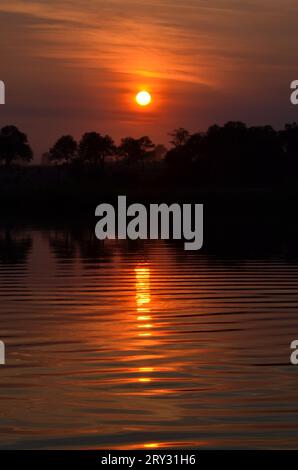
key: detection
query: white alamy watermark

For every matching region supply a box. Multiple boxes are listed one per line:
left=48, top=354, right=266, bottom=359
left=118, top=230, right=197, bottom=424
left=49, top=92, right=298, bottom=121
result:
left=0, top=341, right=5, bottom=365
left=95, top=196, right=203, bottom=250
left=0, top=80, right=5, bottom=104
left=290, top=80, right=298, bottom=105
left=290, top=340, right=298, bottom=365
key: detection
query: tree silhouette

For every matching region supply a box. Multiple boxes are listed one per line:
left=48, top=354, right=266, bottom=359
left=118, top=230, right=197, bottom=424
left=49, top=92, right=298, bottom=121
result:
left=165, top=132, right=203, bottom=168
left=153, top=144, right=167, bottom=160
left=78, top=132, right=114, bottom=167
left=48, top=135, right=77, bottom=164
left=169, top=127, right=190, bottom=147
left=165, top=121, right=289, bottom=185
left=0, top=125, right=33, bottom=166
left=281, top=123, right=298, bottom=158
left=118, top=136, right=154, bottom=164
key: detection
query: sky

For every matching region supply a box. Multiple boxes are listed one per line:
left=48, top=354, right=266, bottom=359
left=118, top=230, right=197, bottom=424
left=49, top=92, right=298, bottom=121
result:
left=0, top=0, right=298, bottom=160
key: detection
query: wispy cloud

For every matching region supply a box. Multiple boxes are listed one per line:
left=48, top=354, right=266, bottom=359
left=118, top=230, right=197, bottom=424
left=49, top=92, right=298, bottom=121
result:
left=0, top=0, right=297, bottom=156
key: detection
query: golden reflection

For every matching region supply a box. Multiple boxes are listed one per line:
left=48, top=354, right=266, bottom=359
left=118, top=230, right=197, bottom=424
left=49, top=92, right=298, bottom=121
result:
left=134, top=265, right=155, bottom=383
left=138, top=378, right=151, bottom=383
left=144, top=443, right=160, bottom=449
left=139, top=367, right=154, bottom=373
left=135, top=267, right=151, bottom=309
left=135, top=265, right=152, bottom=341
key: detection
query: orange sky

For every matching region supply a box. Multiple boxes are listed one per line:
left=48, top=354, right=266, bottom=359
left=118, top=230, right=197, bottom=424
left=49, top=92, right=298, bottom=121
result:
left=0, top=0, right=298, bottom=159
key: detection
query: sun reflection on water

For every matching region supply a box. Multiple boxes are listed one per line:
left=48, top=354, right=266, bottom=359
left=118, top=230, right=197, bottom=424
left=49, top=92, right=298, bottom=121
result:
left=135, top=265, right=155, bottom=383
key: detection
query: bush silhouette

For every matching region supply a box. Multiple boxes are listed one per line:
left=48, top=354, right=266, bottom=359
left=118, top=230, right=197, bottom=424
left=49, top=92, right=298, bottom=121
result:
left=0, top=125, right=33, bottom=166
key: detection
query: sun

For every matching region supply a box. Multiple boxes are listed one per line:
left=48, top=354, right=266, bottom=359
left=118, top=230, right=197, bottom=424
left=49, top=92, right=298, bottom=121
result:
left=135, top=90, right=152, bottom=107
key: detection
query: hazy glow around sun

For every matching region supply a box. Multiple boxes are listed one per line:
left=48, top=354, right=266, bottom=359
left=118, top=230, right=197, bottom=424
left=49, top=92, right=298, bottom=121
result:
left=135, top=90, right=152, bottom=106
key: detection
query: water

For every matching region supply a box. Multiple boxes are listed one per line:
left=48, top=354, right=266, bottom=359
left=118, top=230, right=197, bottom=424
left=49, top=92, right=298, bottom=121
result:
left=0, top=226, right=298, bottom=449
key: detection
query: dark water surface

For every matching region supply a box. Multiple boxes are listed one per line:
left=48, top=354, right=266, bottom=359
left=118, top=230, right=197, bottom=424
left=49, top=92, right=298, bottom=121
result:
left=0, top=226, right=298, bottom=449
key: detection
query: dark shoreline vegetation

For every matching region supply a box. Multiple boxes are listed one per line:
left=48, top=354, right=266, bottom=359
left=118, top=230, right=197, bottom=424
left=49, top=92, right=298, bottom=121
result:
left=1, top=121, right=298, bottom=223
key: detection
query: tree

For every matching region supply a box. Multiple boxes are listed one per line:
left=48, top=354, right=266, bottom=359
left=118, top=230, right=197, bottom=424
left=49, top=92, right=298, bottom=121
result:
left=118, top=137, right=139, bottom=162
left=78, top=132, right=115, bottom=166
left=165, top=131, right=203, bottom=168
left=281, top=123, right=298, bottom=158
left=138, top=136, right=155, bottom=163
left=169, top=127, right=190, bottom=147
left=0, top=125, right=33, bottom=166
left=48, top=135, right=77, bottom=164
left=118, top=136, right=154, bottom=164
left=151, top=144, right=167, bottom=161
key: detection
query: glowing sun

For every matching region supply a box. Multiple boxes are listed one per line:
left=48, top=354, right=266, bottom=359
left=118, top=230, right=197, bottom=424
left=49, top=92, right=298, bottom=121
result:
left=135, top=90, right=152, bottom=107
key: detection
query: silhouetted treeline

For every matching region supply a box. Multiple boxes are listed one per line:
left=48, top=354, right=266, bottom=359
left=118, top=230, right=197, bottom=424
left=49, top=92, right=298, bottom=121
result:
left=165, top=123, right=298, bottom=186
left=2, top=121, right=298, bottom=190
left=43, top=133, right=158, bottom=167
